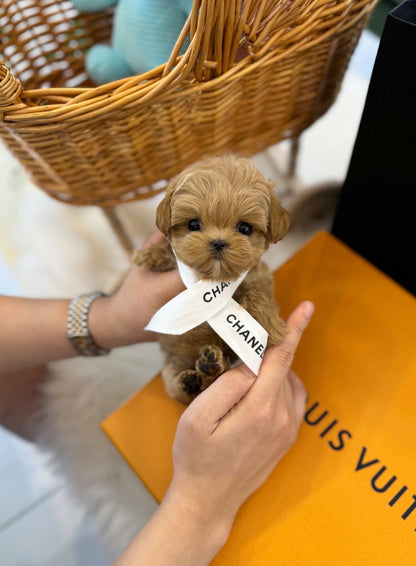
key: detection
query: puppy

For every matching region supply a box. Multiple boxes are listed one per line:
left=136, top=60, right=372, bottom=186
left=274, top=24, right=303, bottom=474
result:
left=134, top=155, right=290, bottom=404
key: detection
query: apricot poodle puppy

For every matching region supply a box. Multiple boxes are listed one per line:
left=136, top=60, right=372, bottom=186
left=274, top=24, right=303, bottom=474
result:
left=134, top=155, right=290, bottom=404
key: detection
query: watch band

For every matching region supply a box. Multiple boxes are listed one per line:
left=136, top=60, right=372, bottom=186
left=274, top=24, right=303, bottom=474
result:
left=67, top=291, right=110, bottom=357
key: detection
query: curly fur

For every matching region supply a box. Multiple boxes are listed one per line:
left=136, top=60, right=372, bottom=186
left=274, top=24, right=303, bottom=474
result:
left=134, top=155, right=290, bottom=404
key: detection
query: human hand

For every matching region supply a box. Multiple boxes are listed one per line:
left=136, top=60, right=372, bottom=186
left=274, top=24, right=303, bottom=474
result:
left=90, top=231, right=184, bottom=348
left=165, top=301, right=314, bottom=545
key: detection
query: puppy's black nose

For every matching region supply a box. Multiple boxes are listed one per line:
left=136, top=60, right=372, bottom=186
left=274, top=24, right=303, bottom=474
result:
left=211, top=239, right=228, bottom=255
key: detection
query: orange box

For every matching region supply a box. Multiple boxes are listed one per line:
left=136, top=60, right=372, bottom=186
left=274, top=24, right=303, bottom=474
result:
left=102, top=231, right=416, bottom=564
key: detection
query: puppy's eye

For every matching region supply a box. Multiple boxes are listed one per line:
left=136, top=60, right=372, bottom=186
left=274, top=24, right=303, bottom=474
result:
left=188, top=218, right=202, bottom=232
left=237, top=222, right=253, bottom=236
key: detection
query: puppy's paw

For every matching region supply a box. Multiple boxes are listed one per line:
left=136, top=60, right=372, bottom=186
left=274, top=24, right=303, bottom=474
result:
left=132, top=241, right=176, bottom=272
left=181, top=370, right=202, bottom=396
left=196, top=345, right=225, bottom=378
left=178, top=346, right=228, bottom=402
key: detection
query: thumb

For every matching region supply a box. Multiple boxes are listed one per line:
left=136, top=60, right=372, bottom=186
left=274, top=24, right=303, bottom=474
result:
left=186, top=365, right=256, bottom=431
left=149, top=268, right=185, bottom=308
left=142, top=230, right=166, bottom=248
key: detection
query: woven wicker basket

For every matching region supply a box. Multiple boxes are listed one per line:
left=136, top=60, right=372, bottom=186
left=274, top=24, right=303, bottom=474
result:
left=0, top=0, right=377, bottom=207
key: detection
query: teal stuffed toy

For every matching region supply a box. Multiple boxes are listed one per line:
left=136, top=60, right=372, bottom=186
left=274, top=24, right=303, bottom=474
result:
left=72, top=0, right=193, bottom=84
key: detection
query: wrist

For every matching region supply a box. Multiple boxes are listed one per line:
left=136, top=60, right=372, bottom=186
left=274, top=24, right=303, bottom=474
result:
left=163, top=481, right=235, bottom=558
left=114, top=481, right=234, bottom=566
left=87, top=294, right=122, bottom=351
left=88, top=292, right=151, bottom=350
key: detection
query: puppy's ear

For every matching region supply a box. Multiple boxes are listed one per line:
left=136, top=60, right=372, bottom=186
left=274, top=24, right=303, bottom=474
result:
left=268, top=192, right=290, bottom=243
left=156, top=191, right=172, bottom=236
left=156, top=179, right=176, bottom=237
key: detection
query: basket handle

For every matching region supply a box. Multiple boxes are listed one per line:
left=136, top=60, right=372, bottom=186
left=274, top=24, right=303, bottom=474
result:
left=162, top=0, right=276, bottom=81
left=0, top=64, right=22, bottom=110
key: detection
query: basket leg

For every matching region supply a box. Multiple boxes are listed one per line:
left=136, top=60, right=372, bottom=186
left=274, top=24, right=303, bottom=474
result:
left=287, top=135, right=300, bottom=181
left=274, top=135, right=301, bottom=198
left=102, top=207, right=135, bottom=257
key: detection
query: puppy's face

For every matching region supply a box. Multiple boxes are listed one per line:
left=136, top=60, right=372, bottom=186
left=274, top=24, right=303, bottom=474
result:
left=156, top=156, right=290, bottom=281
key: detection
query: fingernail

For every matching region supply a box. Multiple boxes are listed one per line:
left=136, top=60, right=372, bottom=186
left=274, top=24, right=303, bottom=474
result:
left=303, top=301, right=315, bottom=319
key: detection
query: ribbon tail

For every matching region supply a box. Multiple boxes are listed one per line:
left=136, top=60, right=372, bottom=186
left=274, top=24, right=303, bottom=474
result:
left=208, top=299, right=268, bottom=375
left=145, top=304, right=202, bottom=335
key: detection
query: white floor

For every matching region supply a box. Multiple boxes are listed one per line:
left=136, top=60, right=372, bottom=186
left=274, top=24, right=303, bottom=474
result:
left=0, top=30, right=380, bottom=566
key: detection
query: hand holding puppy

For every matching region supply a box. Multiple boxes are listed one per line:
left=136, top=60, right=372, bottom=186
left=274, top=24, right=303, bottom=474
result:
left=88, top=231, right=185, bottom=350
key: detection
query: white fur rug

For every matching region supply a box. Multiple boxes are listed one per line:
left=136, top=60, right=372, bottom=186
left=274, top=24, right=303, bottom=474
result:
left=36, top=347, right=162, bottom=552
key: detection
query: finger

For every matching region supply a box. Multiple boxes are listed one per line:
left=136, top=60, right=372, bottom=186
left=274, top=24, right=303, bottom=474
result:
left=279, top=300, right=314, bottom=365
left=267, top=300, right=314, bottom=380
left=186, top=365, right=256, bottom=432
left=142, top=230, right=166, bottom=249
left=247, top=301, right=314, bottom=402
left=287, top=369, right=308, bottom=425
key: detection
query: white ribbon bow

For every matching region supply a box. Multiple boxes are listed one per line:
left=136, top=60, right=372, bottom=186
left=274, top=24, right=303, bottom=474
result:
left=146, top=259, right=268, bottom=375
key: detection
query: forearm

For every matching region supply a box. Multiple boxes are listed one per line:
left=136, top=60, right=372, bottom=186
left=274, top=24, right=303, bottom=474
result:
left=0, top=296, right=75, bottom=372
left=113, top=485, right=232, bottom=566
left=0, top=294, right=134, bottom=373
